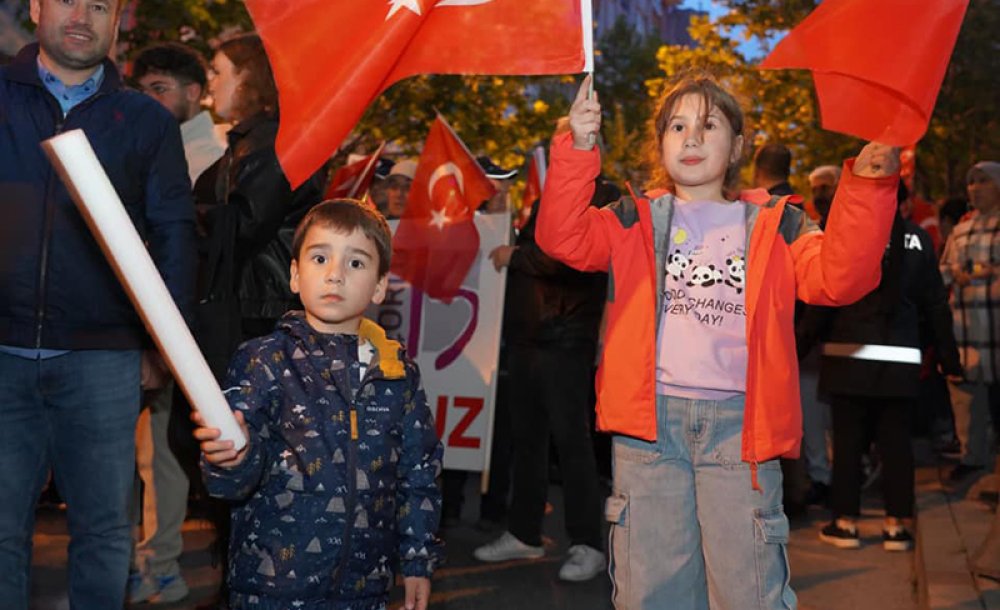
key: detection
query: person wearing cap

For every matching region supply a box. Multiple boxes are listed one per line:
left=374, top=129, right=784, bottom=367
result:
left=477, top=155, right=518, bottom=214
left=384, top=158, right=417, bottom=219
left=940, top=161, right=1000, bottom=482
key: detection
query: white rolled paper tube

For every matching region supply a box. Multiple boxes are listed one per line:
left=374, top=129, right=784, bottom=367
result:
left=43, top=129, right=246, bottom=450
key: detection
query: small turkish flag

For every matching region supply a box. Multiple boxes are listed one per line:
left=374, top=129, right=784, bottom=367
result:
left=324, top=142, right=386, bottom=201
left=390, top=116, right=496, bottom=302
left=243, top=0, right=593, bottom=188
left=760, top=0, right=969, bottom=145
left=518, top=146, right=546, bottom=230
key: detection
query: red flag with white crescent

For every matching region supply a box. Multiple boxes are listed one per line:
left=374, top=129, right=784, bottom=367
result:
left=760, top=0, right=968, bottom=145
left=243, top=0, right=594, bottom=188
left=390, top=116, right=496, bottom=302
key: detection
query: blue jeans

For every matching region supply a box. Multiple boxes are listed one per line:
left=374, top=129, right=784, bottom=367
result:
left=606, top=394, right=797, bottom=610
left=0, top=350, right=140, bottom=610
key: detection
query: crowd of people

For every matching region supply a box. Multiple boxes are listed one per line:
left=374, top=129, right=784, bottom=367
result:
left=1, top=1, right=999, bottom=609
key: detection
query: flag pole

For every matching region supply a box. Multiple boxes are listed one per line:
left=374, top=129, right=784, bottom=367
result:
left=586, top=71, right=596, bottom=147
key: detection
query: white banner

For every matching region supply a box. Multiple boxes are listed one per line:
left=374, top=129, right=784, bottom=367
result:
left=370, top=213, right=509, bottom=472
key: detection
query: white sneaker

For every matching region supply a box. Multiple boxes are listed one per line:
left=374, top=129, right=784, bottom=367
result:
left=558, top=544, right=606, bottom=582
left=473, top=531, right=545, bottom=562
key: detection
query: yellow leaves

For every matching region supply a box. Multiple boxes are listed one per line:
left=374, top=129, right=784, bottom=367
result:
left=533, top=100, right=550, bottom=115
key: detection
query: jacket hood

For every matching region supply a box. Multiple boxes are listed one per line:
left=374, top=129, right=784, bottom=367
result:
left=277, top=311, right=406, bottom=379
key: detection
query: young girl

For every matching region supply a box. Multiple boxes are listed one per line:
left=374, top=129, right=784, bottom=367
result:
left=536, top=74, right=900, bottom=609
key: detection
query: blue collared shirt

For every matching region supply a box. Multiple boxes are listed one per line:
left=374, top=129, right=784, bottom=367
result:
left=37, top=57, right=105, bottom=116
left=0, top=60, right=106, bottom=361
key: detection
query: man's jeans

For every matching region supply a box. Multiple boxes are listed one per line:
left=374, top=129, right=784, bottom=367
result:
left=0, top=350, right=140, bottom=610
left=607, top=394, right=797, bottom=610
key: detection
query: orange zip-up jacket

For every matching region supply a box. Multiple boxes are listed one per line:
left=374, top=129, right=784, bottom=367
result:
left=536, top=133, right=898, bottom=472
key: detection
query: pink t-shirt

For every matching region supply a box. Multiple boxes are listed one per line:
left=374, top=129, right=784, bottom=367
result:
left=657, top=199, right=748, bottom=399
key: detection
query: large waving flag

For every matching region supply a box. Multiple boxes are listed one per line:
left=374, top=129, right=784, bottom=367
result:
left=324, top=142, right=386, bottom=200
left=390, top=116, right=495, bottom=302
left=244, top=0, right=594, bottom=188
left=760, top=0, right=969, bottom=145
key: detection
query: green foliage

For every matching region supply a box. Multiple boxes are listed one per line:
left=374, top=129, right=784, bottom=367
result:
left=593, top=16, right=663, bottom=186
left=355, top=74, right=572, bottom=178
left=121, top=0, right=252, bottom=56
left=919, top=0, right=1000, bottom=196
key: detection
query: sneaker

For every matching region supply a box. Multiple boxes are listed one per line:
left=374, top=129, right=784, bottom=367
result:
left=819, top=520, right=861, bottom=549
left=558, top=545, right=606, bottom=582
left=473, top=531, right=544, bottom=562
left=882, top=525, right=914, bottom=552
left=128, top=571, right=190, bottom=604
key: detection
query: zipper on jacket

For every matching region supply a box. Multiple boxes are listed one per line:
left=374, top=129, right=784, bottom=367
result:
left=34, top=113, right=64, bottom=348
left=329, top=363, right=362, bottom=594
left=330, top=407, right=359, bottom=593
left=33, top=87, right=108, bottom=349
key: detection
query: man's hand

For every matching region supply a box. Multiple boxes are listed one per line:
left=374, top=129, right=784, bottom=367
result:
left=489, top=245, right=516, bottom=271
left=140, top=350, right=171, bottom=390
left=401, top=576, right=431, bottom=610
left=192, top=409, right=250, bottom=468
left=852, top=142, right=901, bottom=178
left=569, top=74, right=601, bottom=151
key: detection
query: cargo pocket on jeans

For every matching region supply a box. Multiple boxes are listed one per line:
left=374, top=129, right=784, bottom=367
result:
left=753, top=506, right=797, bottom=610
left=606, top=492, right=629, bottom=608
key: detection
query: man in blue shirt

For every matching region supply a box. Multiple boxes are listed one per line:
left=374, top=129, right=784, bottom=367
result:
left=0, top=1, right=195, bottom=608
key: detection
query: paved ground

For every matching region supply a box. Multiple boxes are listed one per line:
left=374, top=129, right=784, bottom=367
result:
left=30, top=472, right=920, bottom=610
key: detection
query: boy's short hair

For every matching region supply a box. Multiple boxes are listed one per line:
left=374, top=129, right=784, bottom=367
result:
left=753, top=143, right=792, bottom=181
left=292, top=199, right=392, bottom=277
left=132, top=42, right=209, bottom=89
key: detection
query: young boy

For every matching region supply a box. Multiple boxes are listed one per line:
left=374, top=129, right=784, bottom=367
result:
left=195, top=199, right=443, bottom=610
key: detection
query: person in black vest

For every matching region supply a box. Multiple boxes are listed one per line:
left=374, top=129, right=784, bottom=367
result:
left=802, top=182, right=962, bottom=551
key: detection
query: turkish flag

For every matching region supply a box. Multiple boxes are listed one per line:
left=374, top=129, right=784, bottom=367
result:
left=244, top=0, right=594, bottom=188
left=390, top=116, right=496, bottom=302
left=517, top=146, right=546, bottom=229
left=324, top=142, right=385, bottom=200
left=760, top=0, right=969, bottom=145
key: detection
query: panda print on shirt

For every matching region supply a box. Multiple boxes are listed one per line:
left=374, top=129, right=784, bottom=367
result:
left=657, top=199, right=749, bottom=396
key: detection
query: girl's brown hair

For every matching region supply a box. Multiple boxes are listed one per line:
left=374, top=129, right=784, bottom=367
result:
left=647, top=75, right=746, bottom=193
left=218, top=34, right=278, bottom=122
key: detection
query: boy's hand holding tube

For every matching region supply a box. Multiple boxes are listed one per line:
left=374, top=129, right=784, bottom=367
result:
left=569, top=74, right=601, bottom=151
left=193, top=409, right=251, bottom=468
left=852, top=142, right=901, bottom=178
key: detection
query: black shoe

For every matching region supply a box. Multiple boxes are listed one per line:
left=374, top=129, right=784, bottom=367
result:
left=805, top=481, right=830, bottom=507
left=882, top=525, right=914, bottom=552
left=819, top=520, right=861, bottom=549
left=949, top=464, right=985, bottom=482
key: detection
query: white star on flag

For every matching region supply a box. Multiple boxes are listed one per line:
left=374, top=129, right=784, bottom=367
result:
left=429, top=207, right=450, bottom=230
left=386, top=0, right=422, bottom=20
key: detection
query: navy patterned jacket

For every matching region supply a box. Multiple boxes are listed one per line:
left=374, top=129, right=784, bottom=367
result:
left=202, top=312, right=443, bottom=609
